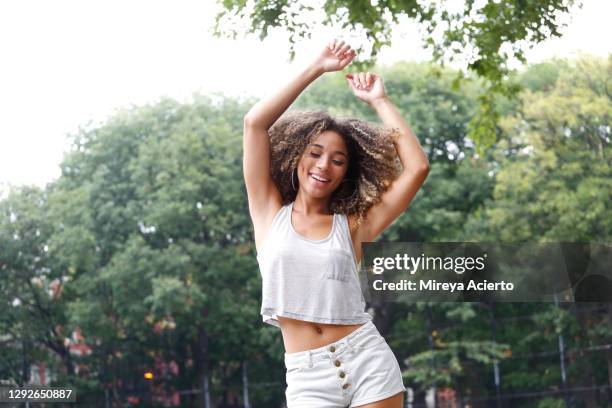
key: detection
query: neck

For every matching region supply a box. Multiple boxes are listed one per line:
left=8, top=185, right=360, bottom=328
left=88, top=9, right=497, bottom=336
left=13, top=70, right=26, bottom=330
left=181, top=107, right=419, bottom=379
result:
left=293, top=192, right=332, bottom=216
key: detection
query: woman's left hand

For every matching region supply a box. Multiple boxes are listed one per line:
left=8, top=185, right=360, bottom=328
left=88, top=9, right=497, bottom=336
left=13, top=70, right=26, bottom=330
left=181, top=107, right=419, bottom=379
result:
left=345, top=72, right=387, bottom=106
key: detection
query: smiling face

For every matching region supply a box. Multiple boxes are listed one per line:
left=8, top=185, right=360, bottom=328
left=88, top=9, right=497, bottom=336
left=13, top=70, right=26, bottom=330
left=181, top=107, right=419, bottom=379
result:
left=296, top=130, right=349, bottom=200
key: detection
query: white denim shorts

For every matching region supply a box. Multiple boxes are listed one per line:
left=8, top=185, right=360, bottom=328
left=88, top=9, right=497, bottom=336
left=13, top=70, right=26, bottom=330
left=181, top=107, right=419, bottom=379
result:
left=283, top=320, right=406, bottom=407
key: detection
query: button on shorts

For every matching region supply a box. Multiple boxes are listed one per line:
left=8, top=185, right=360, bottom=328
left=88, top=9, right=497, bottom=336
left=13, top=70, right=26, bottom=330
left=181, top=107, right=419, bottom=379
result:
left=283, top=320, right=406, bottom=407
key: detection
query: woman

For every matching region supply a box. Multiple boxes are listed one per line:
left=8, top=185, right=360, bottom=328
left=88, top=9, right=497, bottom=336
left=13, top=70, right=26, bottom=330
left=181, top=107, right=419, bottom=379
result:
left=243, top=39, right=430, bottom=408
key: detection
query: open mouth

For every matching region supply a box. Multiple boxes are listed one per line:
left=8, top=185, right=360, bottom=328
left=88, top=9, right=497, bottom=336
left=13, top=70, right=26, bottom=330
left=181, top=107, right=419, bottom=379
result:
left=309, top=172, right=330, bottom=184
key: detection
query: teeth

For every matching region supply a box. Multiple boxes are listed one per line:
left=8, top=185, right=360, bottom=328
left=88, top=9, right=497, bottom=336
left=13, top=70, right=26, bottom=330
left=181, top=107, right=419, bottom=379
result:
left=311, top=174, right=329, bottom=182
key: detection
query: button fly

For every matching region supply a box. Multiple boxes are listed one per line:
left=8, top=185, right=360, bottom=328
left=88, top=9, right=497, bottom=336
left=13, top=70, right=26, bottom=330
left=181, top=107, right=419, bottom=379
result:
left=339, top=371, right=346, bottom=378
left=334, top=360, right=341, bottom=367
left=342, top=383, right=350, bottom=389
left=329, top=346, right=336, bottom=352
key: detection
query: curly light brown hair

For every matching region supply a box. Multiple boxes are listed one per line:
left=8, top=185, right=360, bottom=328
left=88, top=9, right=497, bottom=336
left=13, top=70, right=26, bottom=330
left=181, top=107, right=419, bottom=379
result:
left=268, top=110, right=403, bottom=228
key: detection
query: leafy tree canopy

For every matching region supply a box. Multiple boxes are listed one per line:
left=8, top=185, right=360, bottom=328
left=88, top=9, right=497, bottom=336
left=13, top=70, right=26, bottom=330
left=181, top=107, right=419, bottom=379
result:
left=213, top=0, right=581, bottom=151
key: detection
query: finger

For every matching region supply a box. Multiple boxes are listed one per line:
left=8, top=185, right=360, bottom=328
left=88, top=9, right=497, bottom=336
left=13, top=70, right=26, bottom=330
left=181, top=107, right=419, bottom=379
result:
left=345, top=75, right=355, bottom=88
left=358, top=72, right=367, bottom=89
left=338, top=49, right=355, bottom=67
left=342, top=47, right=354, bottom=61
left=345, top=73, right=357, bottom=89
left=329, top=39, right=336, bottom=51
left=353, top=72, right=362, bottom=89
left=336, top=44, right=351, bottom=57
left=336, top=46, right=351, bottom=59
left=333, top=39, right=345, bottom=54
left=366, top=72, right=373, bottom=87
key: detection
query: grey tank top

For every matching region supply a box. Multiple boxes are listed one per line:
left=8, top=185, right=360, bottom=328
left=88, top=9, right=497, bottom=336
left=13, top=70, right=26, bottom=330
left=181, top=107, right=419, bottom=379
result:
left=256, top=201, right=373, bottom=328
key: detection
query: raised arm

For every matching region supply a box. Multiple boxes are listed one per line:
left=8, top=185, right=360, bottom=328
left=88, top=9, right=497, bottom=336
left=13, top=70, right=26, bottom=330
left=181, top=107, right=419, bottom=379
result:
left=345, top=72, right=430, bottom=243
left=243, top=40, right=356, bottom=250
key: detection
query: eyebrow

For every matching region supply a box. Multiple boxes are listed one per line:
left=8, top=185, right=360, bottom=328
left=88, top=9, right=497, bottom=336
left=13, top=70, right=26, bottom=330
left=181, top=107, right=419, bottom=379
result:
left=311, top=144, right=347, bottom=158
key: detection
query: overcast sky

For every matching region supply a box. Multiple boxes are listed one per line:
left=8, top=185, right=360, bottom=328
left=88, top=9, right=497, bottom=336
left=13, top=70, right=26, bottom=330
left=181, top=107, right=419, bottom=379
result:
left=0, top=0, right=610, bottom=194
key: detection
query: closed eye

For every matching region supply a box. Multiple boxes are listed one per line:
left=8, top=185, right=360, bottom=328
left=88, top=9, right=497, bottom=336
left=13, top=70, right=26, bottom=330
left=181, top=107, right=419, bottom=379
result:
left=310, top=153, right=345, bottom=166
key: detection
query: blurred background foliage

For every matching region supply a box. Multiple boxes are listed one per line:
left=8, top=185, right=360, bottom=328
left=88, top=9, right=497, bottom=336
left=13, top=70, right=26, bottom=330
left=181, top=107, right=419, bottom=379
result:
left=0, top=54, right=610, bottom=407
left=213, top=0, right=582, bottom=151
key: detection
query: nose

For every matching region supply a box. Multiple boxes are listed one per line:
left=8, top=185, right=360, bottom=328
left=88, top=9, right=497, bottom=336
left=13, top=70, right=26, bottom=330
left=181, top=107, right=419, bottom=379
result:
left=316, top=156, right=330, bottom=170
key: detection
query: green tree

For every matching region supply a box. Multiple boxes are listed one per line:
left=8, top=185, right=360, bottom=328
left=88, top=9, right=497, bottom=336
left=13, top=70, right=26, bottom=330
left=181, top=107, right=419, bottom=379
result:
left=466, top=54, right=611, bottom=242
left=463, top=54, right=611, bottom=407
left=2, top=54, right=609, bottom=407
left=0, top=186, right=76, bottom=385
left=213, top=0, right=581, bottom=151
left=46, top=95, right=286, bottom=405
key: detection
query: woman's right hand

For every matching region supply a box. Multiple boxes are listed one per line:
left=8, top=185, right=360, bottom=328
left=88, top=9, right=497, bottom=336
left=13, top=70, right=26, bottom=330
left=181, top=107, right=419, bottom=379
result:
left=311, top=39, right=356, bottom=74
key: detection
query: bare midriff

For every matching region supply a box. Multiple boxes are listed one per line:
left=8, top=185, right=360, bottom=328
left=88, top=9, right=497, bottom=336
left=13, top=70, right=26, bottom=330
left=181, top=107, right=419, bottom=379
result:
left=278, top=315, right=366, bottom=353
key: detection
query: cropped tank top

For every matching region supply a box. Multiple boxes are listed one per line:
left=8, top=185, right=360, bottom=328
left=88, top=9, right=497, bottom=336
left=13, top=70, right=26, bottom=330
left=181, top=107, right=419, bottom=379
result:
left=256, top=201, right=373, bottom=328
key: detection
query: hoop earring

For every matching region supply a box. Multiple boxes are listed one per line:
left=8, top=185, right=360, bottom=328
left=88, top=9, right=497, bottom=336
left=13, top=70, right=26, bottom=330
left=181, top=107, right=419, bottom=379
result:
left=291, top=168, right=298, bottom=191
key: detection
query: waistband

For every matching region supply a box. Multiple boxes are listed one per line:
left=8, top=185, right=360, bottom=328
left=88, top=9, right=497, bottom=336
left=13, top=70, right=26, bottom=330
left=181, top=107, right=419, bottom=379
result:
left=284, top=320, right=378, bottom=367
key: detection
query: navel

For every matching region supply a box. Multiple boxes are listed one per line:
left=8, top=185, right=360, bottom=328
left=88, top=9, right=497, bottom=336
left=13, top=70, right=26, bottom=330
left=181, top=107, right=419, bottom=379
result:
left=315, top=326, right=323, bottom=334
